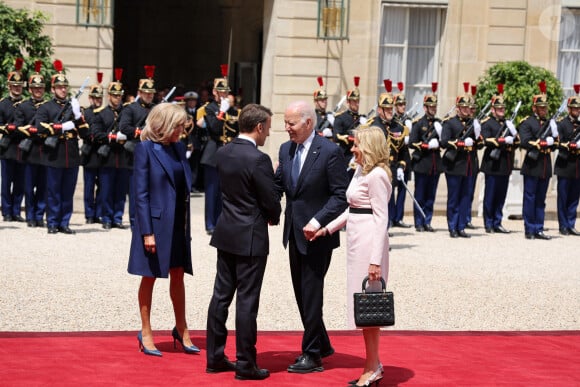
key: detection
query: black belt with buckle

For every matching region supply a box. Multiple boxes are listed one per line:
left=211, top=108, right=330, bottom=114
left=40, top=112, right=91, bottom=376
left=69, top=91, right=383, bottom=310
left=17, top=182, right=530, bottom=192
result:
left=349, top=207, right=373, bottom=214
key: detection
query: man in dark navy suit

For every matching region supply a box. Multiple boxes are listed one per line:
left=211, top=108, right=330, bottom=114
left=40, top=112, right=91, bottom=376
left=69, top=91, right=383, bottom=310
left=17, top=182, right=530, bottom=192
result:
left=275, top=100, right=348, bottom=373
left=206, top=104, right=281, bottom=381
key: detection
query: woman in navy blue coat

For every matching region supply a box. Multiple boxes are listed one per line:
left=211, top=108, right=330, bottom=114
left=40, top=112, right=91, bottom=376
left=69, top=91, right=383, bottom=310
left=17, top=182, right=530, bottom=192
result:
left=127, top=103, right=198, bottom=356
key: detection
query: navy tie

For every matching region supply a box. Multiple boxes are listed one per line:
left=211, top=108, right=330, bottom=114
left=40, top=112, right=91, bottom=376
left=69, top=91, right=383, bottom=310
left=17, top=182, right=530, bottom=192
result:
left=291, top=144, right=304, bottom=188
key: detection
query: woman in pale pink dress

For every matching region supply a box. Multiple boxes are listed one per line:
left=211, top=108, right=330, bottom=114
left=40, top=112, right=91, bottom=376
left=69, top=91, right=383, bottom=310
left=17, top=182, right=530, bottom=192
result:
left=314, top=126, right=391, bottom=386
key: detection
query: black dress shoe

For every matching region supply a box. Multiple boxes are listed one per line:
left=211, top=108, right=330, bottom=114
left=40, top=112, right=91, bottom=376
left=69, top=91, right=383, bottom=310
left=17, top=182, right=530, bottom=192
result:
left=58, top=226, right=76, bottom=235
left=3, top=215, right=13, bottom=222
left=465, top=222, right=476, bottom=229
left=36, top=220, right=45, bottom=227
left=449, top=230, right=458, bottom=238
left=534, top=231, right=551, bottom=240
left=393, top=220, right=412, bottom=228
left=206, top=358, right=236, bottom=373
left=235, top=366, right=270, bottom=380
left=424, top=224, right=435, bottom=232
left=485, top=227, right=494, bottom=234
left=112, top=222, right=128, bottom=229
left=13, top=215, right=25, bottom=222
left=47, top=227, right=59, bottom=234
left=415, top=226, right=425, bottom=232
left=27, top=220, right=37, bottom=227
left=560, top=228, right=570, bottom=235
left=86, top=218, right=95, bottom=224
left=525, top=233, right=535, bottom=240
left=102, top=223, right=112, bottom=230
left=494, top=225, right=511, bottom=234
left=457, top=230, right=470, bottom=238
left=287, top=354, right=323, bottom=374
left=568, top=228, right=580, bottom=236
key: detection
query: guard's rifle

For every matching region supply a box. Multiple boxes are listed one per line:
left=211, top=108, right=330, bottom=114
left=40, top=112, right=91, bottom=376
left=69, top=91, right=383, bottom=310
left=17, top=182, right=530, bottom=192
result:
left=44, top=76, right=90, bottom=149
left=123, top=112, right=148, bottom=154
left=559, top=122, right=580, bottom=161
left=318, top=95, right=347, bottom=133
left=527, top=99, right=567, bottom=161
left=399, top=102, right=419, bottom=124
left=365, top=104, right=378, bottom=121
left=97, top=109, right=124, bottom=158
left=442, top=104, right=456, bottom=119
left=443, top=100, right=491, bottom=162
left=162, top=86, right=176, bottom=103
left=489, top=100, right=521, bottom=160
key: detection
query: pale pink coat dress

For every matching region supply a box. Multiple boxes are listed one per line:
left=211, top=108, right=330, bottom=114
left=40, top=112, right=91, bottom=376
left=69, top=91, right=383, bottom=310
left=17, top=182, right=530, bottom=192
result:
left=326, top=165, right=392, bottom=329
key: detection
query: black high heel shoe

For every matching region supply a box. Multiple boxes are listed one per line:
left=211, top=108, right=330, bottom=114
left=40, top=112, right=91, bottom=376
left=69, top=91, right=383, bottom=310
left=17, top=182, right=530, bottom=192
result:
left=137, top=331, right=162, bottom=357
left=172, top=327, right=200, bottom=354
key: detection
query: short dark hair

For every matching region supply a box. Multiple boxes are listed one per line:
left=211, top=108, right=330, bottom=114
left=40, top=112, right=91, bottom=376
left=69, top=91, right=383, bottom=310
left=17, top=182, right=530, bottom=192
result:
left=238, top=104, right=272, bottom=133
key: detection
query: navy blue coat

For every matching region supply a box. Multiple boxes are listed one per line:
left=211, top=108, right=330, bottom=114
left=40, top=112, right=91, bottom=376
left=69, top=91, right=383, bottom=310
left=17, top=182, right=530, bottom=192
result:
left=275, top=134, right=348, bottom=255
left=127, top=140, right=193, bottom=278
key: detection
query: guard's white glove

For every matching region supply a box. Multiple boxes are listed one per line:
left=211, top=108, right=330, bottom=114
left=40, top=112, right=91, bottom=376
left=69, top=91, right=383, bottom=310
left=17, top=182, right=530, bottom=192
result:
left=576, top=140, right=580, bottom=148
left=404, top=135, right=409, bottom=145
left=115, top=132, right=127, bottom=141
left=71, top=98, right=81, bottom=120
left=428, top=138, right=439, bottom=149
left=404, top=119, right=412, bottom=129
left=219, top=97, right=230, bottom=113
left=186, top=150, right=192, bottom=159
left=326, top=113, right=335, bottom=126
left=549, top=119, right=558, bottom=138
left=434, top=121, right=443, bottom=138
left=464, top=137, right=474, bottom=147
left=396, top=167, right=404, bottom=181
left=62, top=121, right=75, bottom=131
left=473, top=119, right=481, bottom=139
left=322, top=128, right=333, bottom=138
left=545, top=136, right=554, bottom=146
left=506, top=120, right=517, bottom=136
left=504, top=135, right=514, bottom=145
left=359, top=116, right=368, bottom=125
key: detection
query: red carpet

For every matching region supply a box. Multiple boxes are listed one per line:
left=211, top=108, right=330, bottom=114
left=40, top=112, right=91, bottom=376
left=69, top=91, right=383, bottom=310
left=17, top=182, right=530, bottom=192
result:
left=1, top=330, right=579, bottom=386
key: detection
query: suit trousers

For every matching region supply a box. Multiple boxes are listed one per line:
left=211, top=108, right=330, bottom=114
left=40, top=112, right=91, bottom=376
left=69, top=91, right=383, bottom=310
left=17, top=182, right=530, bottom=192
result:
left=522, top=175, right=549, bottom=234
left=557, top=176, right=580, bottom=230
left=413, top=172, right=440, bottom=227
left=206, top=250, right=267, bottom=370
left=483, top=174, right=509, bottom=229
left=1, top=159, right=25, bottom=217
left=24, top=163, right=47, bottom=222
left=288, top=233, right=332, bottom=358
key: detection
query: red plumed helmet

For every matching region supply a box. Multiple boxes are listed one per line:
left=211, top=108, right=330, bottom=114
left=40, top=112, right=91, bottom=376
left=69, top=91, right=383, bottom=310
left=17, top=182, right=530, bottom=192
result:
left=463, top=82, right=470, bottom=93
left=384, top=79, right=392, bottom=93
left=471, top=85, right=477, bottom=95
left=34, top=60, right=42, bottom=73
left=538, top=80, right=547, bottom=94
left=96, top=72, right=103, bottom=83
left=53, top=59, right=63, bottom=72
left=15, top=58, right=24, bottom=71
left=220, top=64, right=228, bottom=78
left=114, top=68, right=123, bottom=82
left=574, top=84, right=579, bottom=94
left=397, top=82, right=404, bottom=92
left=497, top=83, right=504, bottom=95
left=431, top=82, right=438, bottom=93
left=144, top=65, right=155, bottom=79
left=317, top=76, right=324, bottom=87
left=353, top=76, right=360, bottom=87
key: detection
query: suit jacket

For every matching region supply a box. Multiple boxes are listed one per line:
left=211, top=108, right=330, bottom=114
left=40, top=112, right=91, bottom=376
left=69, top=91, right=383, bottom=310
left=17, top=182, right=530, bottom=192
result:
left=128, top=140, right=193, bottom=278
left=210, top=138, right=281, bottom=257
left=275, top=134, right=349, bottom=255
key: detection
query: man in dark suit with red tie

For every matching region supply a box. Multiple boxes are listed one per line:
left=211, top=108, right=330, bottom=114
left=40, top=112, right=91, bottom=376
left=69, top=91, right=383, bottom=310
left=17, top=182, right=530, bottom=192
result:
left=275, top=100, right=349, bottom=373
left=206, top=104, right=281, bottom=381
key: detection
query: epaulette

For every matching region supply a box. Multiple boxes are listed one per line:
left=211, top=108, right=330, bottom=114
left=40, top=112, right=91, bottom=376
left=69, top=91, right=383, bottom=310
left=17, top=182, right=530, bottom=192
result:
left=441, top=116, right=452, bottom=122
left=123, top=101, right=132, bottom=107
left=93, top=105, right=106, bottom=114
left=556, top=116, right=564, bottom=122
left=480, top=116, right=490, bottom=124
left=37, top=100, right=48, bottom=106
left=14, top=100, right=24, bottom=107
left=411, top=116, right=421, bottom=124
left=0, top=98, right=5, bottom=103
left=334, top=110, right=347, bottom=117
left=518, top=116, right=529, bottom=125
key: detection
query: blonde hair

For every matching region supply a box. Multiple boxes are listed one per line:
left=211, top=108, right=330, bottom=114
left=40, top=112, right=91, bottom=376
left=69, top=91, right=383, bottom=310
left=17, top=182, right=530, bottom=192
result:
left=140, top=103, right=188, bottom=144
left=355, top=126, right=391, bottom=179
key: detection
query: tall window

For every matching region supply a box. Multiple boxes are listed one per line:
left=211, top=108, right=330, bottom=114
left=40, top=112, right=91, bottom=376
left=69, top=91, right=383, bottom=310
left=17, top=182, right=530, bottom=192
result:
left=378, top=4, right=446, bottom=113
left=558, top=8, right=580, bottom=96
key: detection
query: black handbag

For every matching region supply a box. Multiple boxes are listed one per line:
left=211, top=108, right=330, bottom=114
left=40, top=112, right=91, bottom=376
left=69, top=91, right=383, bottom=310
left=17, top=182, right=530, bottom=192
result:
left=353, top=276, right=395, bottom=327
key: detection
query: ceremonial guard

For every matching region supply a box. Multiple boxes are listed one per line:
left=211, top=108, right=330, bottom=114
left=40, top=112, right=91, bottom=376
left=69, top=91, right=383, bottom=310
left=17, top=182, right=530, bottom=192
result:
left=441, top=83, right=483, bottom=238
left=480, top=84, right=519, bottom=234
left=333, top=76, right=365, bottom=171
left=518, top=81, right=558, bottom=240
left=367, top=79, right=411, bottom=228
left=554, top=85, right=580, bottom=236
left=393, top=81, right=415, bottom=130
left=409, top=82, right=442, bottom=232
left=118, top=65, right=157, bottom=228
left=91, top=69, right=129, bottom=230
left=0, top=58, right=26, bottom=222
left=197, top=65, right=239, bottom=235
left=313, top=77, right=334, bottom=139
left=35, top=60, right=88, bottom=234
left=14, top=61, right=47, bottom=227
left=81, top=73, right=104, bottom=224
left=182, top=91, right=204, bottom=192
